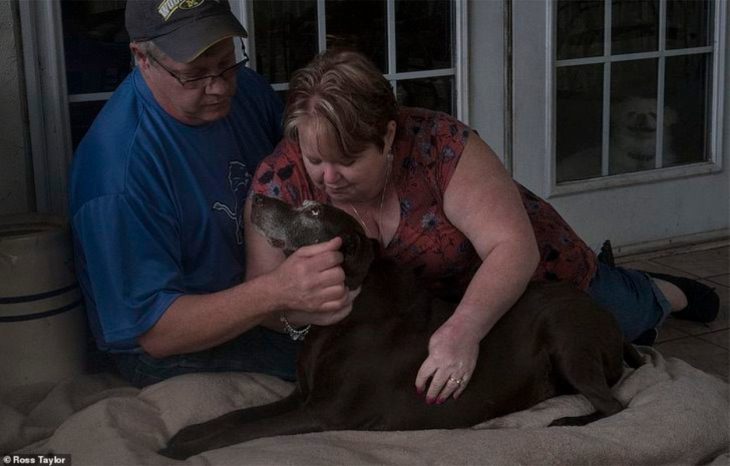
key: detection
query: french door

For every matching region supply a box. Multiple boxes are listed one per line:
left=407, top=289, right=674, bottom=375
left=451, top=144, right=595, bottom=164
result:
left=510, top=0, right=728, bottom=253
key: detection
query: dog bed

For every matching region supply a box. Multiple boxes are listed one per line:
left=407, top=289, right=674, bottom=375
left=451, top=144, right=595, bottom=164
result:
left=1, top=347, right=727, bottom=465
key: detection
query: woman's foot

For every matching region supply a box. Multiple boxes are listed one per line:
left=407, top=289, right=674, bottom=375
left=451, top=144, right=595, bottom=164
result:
left=647, top=272, right=720, bottom=323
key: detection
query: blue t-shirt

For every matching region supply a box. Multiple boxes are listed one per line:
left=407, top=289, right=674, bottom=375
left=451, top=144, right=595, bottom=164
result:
left=69, top=67, right=283, bottom=352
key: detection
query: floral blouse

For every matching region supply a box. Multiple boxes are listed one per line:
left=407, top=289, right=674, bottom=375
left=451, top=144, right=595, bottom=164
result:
left=251, top=107, right=597, bottom=299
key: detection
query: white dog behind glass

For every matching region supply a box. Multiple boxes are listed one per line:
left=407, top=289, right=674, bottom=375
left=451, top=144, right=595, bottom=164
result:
left=556, top=96, right=679, bottom=183
left=609, top=97, right=678, bottom=174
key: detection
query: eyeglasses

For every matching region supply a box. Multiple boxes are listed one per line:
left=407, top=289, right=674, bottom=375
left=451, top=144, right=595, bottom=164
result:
left=148, top=46, right=250, bottom=90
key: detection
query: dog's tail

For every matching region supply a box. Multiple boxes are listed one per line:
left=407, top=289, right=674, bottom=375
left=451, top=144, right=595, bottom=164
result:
left=160, top=393, right=322, bottom=460
left=623, top=342, right=645, bottom=369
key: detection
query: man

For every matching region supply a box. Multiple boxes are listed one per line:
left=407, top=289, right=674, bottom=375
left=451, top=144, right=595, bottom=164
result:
left=69, top=0, right=352, bottom=387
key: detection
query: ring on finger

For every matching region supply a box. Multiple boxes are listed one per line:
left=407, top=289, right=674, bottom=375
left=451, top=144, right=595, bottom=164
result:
left=448, top=376, right=463, bottom=385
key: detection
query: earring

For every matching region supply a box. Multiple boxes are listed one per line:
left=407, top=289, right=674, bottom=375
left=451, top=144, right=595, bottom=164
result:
left=386, top=151, right=393, bottom=161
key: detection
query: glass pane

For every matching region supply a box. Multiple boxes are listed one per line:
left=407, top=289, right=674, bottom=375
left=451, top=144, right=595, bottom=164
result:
left=253, top=1, right=318, bottom=85
left=664, top=54, right=711, bottom=166
left=326, top=0, right=387, bottom=72
left=395, top=0, right=452, bottom=72
left=667, top=0, right=713, bottom=50
left=61, top=0, right=131, bottom=95
left=556, top=64, right=603, bottom=183
left=609, top=59, right=659, bottom=174
left=612, top=0, right=658, bottom=55
left=69, top=101, right=107, bottom=150
left=556, top=0, right=604, bottom=60
left=396, top=77, right=453, bottom=115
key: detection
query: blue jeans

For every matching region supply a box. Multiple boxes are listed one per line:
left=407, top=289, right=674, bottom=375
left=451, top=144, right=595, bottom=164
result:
left=113, top=326, right=301, bottom=388
left=586, top=262, right=672, bottom=341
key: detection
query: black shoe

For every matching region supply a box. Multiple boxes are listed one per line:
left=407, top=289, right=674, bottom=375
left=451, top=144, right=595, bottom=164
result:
left=597, top=240, right=615, bottom=267
left=632, top=328, right=658, bottom=346
left=645, top=272, right=720, bottom=323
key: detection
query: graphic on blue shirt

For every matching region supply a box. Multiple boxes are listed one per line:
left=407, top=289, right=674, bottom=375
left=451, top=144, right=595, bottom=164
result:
left=213, top=161, right=251, bottom=245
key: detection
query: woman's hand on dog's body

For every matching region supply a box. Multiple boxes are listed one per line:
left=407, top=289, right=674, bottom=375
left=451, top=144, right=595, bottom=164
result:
left=416, top=318, right=481, bottom=403
left=413, top=133, right=540, bottom=403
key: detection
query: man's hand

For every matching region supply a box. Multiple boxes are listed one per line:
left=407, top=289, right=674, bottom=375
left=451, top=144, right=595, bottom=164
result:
left=285, top=285, right=361, bottom=327
left=273, top=236, right=346, bottom=311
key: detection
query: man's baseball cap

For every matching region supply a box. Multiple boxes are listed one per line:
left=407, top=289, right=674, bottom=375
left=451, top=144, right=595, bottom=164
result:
left=125, top=0, right=248, bottom=63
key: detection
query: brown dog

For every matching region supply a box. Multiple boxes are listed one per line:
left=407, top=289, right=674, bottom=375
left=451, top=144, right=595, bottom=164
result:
left=160, top=194, right=643, bottom=459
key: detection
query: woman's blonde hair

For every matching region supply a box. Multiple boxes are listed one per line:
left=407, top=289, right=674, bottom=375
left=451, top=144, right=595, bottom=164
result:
left=284, top=49, right=398, bottom=155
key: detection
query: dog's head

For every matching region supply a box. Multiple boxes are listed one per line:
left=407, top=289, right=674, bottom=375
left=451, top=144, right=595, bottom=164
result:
left=250, top=194, right=376, bottom=289
left=612, top=97, right=678, bottom=135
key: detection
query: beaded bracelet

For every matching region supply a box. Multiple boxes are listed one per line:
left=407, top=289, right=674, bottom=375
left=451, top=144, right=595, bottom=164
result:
left=280, top=316, right=311, bottom=341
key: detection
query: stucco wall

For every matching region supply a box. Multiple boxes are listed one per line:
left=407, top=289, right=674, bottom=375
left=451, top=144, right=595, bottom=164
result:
left=0, top=0, right=32, bottom=215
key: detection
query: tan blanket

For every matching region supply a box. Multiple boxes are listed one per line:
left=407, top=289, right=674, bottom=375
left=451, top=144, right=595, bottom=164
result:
left=1, top=347, right=728, bottom=465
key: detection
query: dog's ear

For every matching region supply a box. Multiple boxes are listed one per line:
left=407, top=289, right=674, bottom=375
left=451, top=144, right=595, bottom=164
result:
left=341, top=232, right=361, bottom=258
left=340, top=232, right=375, bottom=290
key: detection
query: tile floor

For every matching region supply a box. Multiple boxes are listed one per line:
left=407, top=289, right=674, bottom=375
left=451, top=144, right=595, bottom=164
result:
left=617, top=239, right=730, bottom=381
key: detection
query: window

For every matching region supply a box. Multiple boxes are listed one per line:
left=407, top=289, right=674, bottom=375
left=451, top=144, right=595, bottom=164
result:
left=554, top=0, right=716, bottom=184
left=59, top=0, right=460, bottom=151
left=61, top=0, right=129, bottom=149
left=250, top=0, right=456, bottom=114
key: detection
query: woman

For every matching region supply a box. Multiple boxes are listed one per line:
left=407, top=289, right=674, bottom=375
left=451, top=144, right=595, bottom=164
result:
left=243, top=50, right=718, bottom=405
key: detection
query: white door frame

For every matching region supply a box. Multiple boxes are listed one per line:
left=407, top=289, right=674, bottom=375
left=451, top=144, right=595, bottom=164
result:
left=19, top=0, right=72, bottom=215
left=467, top=0, right=509, bottom=163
